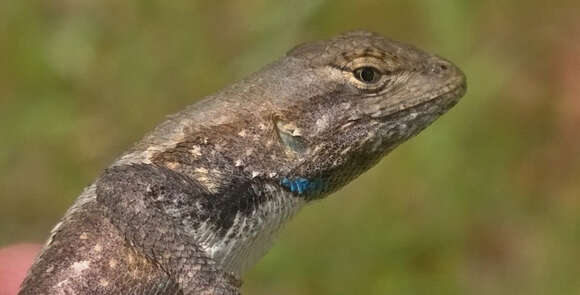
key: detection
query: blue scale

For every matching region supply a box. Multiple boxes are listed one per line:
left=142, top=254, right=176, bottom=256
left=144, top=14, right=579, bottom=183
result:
left=280, top=177, right=321, bottom=195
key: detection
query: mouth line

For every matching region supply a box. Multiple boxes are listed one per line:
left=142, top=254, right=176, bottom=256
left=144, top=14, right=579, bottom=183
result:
left=376, top=81, right=467, bottom=121
left=330, top=79, right=466, bottom=132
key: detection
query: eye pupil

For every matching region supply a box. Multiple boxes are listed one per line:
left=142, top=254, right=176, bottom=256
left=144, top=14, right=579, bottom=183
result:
left=354, top=67, right=380, bottom=83
left=360, top=68, right=374, bottom=81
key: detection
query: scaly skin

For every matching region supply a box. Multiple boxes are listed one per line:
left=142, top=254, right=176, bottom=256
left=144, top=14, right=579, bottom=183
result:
left=19, top=31, right=466, bottom=295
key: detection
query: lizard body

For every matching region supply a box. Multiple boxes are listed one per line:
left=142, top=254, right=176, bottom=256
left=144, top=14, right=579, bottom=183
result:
left=19, top=31, right=466, bottom=295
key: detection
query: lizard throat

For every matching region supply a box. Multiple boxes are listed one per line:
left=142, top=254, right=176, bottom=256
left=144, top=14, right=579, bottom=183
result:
left=197, top=185, right=305, bottom=276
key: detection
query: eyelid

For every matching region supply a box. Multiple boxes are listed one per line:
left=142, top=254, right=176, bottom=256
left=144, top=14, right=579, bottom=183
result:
left=345, top=56, right=390, bottom=74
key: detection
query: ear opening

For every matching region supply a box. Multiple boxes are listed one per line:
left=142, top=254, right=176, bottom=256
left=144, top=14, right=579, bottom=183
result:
left=274, top=118, right=309, bottom=155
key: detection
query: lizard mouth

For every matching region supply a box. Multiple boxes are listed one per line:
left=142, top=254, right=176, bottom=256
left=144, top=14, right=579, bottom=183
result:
left=376, top=79, right=467, bottom=123
left=360, top=63, right=467, bottom=122
left=397, top=69, right=467, bottom=116
left=430, top=79, right=467, bottom=108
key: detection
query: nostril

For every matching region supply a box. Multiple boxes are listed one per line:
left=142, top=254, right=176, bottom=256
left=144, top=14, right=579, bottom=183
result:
left=429, top=62, right=451, bottom=75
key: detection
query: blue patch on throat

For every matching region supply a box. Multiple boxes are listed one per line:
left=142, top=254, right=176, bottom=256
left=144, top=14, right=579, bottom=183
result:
left=280, top=177, right=320, bottom=195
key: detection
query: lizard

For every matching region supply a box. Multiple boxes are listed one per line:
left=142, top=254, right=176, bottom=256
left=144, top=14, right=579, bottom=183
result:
left=18, top=30, right=466, bottom=295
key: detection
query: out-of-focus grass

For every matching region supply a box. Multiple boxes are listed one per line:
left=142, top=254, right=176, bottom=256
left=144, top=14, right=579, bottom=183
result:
left=2, top=0, right=580, bottom=294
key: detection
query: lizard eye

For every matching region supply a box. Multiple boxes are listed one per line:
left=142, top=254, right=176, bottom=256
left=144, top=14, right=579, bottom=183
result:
left=353, top=66, right=381, bottom=83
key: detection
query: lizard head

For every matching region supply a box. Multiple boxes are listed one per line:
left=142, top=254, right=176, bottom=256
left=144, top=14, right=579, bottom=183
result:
left=270, top=30, right=467, bottom=198
left=144, top=31, right=465, bottom=201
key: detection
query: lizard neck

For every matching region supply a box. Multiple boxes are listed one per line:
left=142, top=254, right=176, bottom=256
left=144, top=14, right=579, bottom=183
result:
left=119, top=125, right=308, bottom=276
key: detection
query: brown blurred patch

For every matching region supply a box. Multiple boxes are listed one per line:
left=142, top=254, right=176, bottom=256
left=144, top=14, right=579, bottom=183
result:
left=515, top=24, right=580, bottom=206
left=555, top=26, right=580, bottom=149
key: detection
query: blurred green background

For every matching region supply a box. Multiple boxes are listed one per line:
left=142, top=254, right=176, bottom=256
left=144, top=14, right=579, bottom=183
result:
left=2, top=0, right=580, bottom=294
